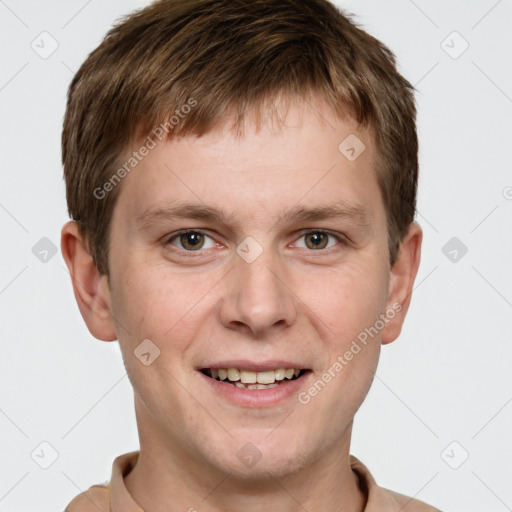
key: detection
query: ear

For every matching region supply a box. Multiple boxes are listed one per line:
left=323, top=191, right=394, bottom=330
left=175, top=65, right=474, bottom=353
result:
left=381, top=222, right=422, bottom=345
left=60, top=221, right=117, bottom=341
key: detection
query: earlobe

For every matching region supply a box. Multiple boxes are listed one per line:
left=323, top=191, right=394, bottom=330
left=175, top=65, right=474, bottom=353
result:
left=381, top=222, right=423, bottom=345
left=60, top=221, right=117, bottom=341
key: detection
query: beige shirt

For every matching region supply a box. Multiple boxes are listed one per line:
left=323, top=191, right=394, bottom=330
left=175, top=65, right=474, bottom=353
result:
left=64, top=451, right=441, bottom=511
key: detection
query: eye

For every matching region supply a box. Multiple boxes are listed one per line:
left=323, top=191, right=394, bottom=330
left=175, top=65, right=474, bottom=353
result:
left=294, top=230, right=342, bottom=250
left=167, top=230, right=217, bottom=251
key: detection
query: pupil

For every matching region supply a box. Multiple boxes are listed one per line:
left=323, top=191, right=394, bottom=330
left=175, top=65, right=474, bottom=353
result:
left=307, top=232, right=327, bottom=249
left=311, top=233, right=321, bottom=244
left=181, top=232, right=203, bottom=250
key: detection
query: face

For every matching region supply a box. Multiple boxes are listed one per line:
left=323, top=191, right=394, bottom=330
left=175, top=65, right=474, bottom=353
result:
left=98, top=99, right=400, bottom=478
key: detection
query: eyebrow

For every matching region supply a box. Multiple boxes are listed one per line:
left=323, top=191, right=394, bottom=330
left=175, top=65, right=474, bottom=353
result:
left=135, top=200, right=371, bottom=230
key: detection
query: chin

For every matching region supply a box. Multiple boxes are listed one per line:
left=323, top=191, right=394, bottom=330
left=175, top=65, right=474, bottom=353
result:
left=204, top=433, right=311, bottom=481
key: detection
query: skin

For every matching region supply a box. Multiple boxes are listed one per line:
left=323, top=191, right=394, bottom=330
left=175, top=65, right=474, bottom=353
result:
left=61, top=97, right=422, bottom=512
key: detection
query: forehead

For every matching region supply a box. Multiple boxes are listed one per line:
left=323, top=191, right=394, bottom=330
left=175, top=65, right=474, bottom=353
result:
left=112, top=100, right=382, bottom=229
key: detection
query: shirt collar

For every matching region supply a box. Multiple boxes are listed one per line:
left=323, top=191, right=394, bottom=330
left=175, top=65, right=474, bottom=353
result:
left=107, top=451, right=417, bottom=511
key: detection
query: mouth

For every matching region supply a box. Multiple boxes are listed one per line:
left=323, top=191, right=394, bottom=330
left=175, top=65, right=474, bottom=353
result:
left=200, top=367, right=311, bottom=390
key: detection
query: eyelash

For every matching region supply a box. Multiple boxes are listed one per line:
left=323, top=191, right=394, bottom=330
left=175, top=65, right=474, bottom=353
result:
left=164, top=229, right=347, bottom=255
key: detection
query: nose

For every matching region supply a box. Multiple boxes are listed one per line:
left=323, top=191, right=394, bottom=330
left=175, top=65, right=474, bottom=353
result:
left=218, top=244, right=297, bottom=338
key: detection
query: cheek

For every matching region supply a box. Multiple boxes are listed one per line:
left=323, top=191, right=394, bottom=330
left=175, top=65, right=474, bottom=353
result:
left=110, top=261, right=214, bottom=355
left=295, top=267, right=385, bottom=435
left=300, top=259, right=388, bottom=344
left=295, top=260, right=386, bottom=409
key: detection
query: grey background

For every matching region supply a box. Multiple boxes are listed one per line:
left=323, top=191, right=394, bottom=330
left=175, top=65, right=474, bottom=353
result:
left=1, top=1, right=511, bottom=511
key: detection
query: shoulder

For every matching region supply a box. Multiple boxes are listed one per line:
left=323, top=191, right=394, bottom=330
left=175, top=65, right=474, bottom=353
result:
left=384, top=488, right=442, bottom=511
left=64, top=483, right=110, bottom=512
left=350, top=456, right=442, bottom=512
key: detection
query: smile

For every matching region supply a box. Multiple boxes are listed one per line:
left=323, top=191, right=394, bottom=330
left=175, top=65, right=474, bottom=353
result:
left=201, top=367, right=310, bottom=390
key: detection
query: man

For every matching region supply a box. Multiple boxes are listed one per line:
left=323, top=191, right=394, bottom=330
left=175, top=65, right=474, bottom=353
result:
left=61, top=0, right=440, bottom=510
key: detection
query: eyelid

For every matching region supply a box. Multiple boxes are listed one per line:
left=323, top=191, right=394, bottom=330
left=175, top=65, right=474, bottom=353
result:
left=164, top=228, right=348, bottom=254
left=291, top=229, right=348, bottom=249
left=165, top=229, right=219, bottom=252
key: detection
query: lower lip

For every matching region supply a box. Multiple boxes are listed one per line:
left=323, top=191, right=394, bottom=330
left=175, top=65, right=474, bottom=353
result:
left=199, top=371, right=311, bottom=408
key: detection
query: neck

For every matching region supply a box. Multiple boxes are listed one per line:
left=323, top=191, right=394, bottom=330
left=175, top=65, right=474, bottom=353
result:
left=124, top=398, right=366, bottom=512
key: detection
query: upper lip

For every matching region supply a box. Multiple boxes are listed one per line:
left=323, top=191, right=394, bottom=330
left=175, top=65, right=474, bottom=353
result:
left=199, top=360, right=309, bottom=372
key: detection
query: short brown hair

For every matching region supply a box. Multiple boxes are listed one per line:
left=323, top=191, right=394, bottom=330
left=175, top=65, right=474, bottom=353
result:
left=62, top=0, right=418, bottom=275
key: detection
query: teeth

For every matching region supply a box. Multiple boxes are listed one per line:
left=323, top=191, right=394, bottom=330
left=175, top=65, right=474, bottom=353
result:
left=257, top=371, right=276, bottom=384
left=208, top=367, right=303, bottom=384
left=227, top=368, right=240, bottom=381
left=240, top=370, right=257, bottom=384
left=247, top=383, right=279, bottom=390
left=234, top=382, right=279, bottom=390
left=275, top=368, right=286, bottom=380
